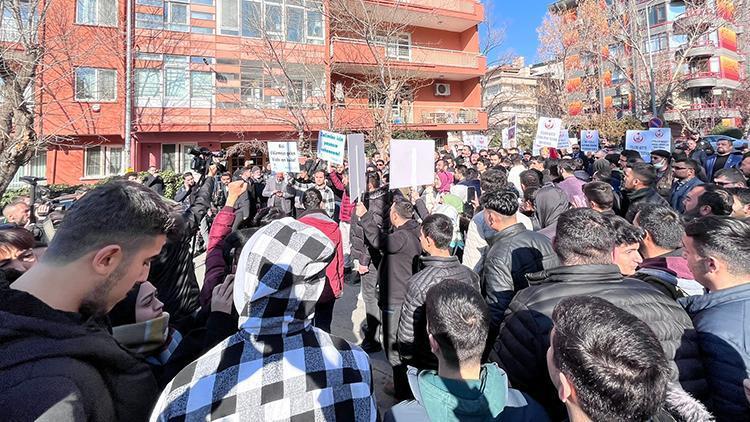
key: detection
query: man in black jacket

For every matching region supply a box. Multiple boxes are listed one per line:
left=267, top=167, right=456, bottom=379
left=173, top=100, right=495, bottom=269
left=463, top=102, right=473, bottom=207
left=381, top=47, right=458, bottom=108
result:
left=492, top=208, right=706, bottom=419
left=0, top=181, right=172, bottom=420
left=620, top=162, right=668, bottom=222
left=397, top=213, right=480, bottom=373
left=143, top=166, right=165, bottom=196
left=482, top=188, right=558, bottom=341
left=149, top=164, right=216, bottom=321
left=357, top=199, right=421, bottom=399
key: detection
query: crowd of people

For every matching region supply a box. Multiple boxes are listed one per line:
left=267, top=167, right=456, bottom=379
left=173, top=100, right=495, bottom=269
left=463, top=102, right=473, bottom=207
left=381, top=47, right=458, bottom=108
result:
left=1, top=134, right=750, bottom=421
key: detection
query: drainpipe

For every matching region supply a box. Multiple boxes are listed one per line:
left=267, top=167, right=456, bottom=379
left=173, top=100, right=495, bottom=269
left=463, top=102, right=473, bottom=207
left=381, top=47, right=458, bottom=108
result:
left=123, top=0, right=133, bottom=171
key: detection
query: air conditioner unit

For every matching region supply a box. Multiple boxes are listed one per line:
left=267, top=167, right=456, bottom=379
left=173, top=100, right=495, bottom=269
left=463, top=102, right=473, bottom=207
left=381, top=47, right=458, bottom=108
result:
left=434, top=83, right=451, bottom=96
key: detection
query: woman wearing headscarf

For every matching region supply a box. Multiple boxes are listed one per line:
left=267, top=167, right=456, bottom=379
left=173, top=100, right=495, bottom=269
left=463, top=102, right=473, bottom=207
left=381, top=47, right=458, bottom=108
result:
left=533, top=186, right=570, bottom=240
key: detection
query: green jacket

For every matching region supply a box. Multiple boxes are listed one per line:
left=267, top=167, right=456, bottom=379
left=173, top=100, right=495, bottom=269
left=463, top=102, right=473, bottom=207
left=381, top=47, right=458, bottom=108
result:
left=384, top=363, right=549, bottom=422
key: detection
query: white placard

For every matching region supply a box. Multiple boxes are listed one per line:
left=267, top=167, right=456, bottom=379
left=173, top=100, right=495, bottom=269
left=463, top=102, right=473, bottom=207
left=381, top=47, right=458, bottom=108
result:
left=507, top=115, right=517, bottom=147
left=268, top=142, right=300, bottom=173
left=317, top=130, right=346, bottom=165
left=346, top=134, right=367, bottom=199
left=625, top=130, right=654, bottom=163
left=580, top=130, right=600, bottom=152
left=463, top=133, right=490, bottom=151
left=558, top=129, right=571, bottom=150
left=649, top=128, right=672, bottom=152
left=534, top=117, right=562, bottom=151
left=389, top=139, right=436, bottom=189
left=501, top=128, right=510, bottom=149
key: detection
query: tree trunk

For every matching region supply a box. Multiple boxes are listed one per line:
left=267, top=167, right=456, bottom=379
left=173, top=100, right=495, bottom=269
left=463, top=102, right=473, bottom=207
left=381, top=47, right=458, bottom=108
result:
left=0, top=150, right=25, bottom=197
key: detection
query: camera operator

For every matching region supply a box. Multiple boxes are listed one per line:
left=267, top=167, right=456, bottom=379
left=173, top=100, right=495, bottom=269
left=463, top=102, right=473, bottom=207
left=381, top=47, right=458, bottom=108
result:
left=149, top=163, right=217, bottom=322
left=2, top=201, right=30, bottom=227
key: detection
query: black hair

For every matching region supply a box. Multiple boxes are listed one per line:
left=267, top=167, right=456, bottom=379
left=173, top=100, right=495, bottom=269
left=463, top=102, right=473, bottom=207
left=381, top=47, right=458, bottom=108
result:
left=606, top=215, right=645, bottom=246
left=367, top=171, right=381, bottom=190
left=684, top=216, right=750, bottom=276
left=627, top=162, right=657, bottom=187
left=727, top=187, right=750, bottom=207
left=183, top=172, right=193, bottom=179
left=0, top=227, right=35, bottom=256
left=465, top=167, right=479, bottom=181
left=479, top=168, right=508, bottom=194
left=558, top=158, right=576, bottom=174
left=634, top=204, right=684, bottom=250
left=303, top=188, right=323, bottom=210
left=221, top=172, right=232, bottom=178
left=223, top=228, right=259, bottom=272
left=698, top=184, right=734, bottom=216
left=252, top=206, right=286, bottom=228
left=454, top=164, right=468, bottom=177
left=555, top=208, right=615, bottom=265
left=44, top=182, right=173, bottom=264
left=480, top=188, right=519, bottom=216
left=714, top=168, right=747, bottom=186
left=425, top=279, right=488, bottom=367
left=620, top=149, right=642, bottom=161
left=551, top=296, right=670, bottom=421
left=583, top=181, right=614, bottom=209
left=391, top=200, right=414, bottom=220
left=420, top=213, right=453, bottom=250
left=523, top=186, right=539, bottom=203
left=674, top=158, right=700, bottom=173
left=519, top=169, right=542, bottom=188
left=605, top=153, right=620, bottom=166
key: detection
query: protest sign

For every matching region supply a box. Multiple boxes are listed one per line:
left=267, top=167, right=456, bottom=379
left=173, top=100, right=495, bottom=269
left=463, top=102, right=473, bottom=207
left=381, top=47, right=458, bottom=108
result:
left=317, top=130, right=346, bottom=164
left=580, top=130, right=600, bottom=152
left=390, top=139, right=436, bottom=189
left=558, top=129, right=571, bottom=150
left=507, top=115, right=517, bottom=148
left=346, top=134, right=367, bottom=199
left=268, top=142, right=300, bottom=173
left=463, top=133, right=490, bottom=151
left=501, top=128, right=510, bottom=149
left=649, top=128, right=672, bottom=152
left=625, top=130, right=654, bottom=162
left=533, top=117, right=562, bottom=151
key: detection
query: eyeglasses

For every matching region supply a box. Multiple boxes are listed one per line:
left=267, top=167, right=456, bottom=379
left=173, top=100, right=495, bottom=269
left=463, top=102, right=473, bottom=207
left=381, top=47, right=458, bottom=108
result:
left=715, top=180, right=733, bottom=186
left=672, top=167, right=689, bottom=170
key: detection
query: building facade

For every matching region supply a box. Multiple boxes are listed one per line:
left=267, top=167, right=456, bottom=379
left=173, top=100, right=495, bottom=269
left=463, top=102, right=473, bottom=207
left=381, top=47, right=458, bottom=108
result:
left=483, top=57, right=539, bottom=131
left=6, top=0, right=486, bottom=186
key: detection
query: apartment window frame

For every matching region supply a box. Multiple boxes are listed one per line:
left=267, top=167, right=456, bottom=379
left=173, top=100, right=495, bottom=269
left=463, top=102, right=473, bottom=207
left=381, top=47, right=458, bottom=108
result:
left=647, top=3, right=667, bottom=26
left=161, top=143, right=198, bottom=173
left=220, top=0, right=325, bottom=44
left=376, top=32, right=411, bottom=61
left=135, top=54, right=216, bottom=108
left=305, top=1, right=323, bottom=44
left=165, top=0, right=190, bottom=32
left=75, top=67, right=117, bottom=102
left=84, top=145, right=123, bottom=178
left=76, top=0, right=118, bottom=27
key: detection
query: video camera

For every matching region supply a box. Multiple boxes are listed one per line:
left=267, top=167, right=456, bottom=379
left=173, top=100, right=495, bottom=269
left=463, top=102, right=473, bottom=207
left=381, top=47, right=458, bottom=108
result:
left=188, top=147, right=227, bottom=175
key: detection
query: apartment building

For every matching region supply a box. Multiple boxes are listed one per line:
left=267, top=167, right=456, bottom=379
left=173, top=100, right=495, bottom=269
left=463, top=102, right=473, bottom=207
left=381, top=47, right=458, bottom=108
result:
left=483, top=57, right=539, bottom=130
left=551, top=0, right=745, bottom=130
left=4, top=0, right=486, bottom=186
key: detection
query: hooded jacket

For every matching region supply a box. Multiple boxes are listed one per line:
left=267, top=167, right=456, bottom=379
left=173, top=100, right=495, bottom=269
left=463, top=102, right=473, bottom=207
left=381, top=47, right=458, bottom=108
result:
left=533, top=186, right=570, bottom=240
left=492, top=264, right=707, bottom=420
left=462, top=210, right=534, bottom=275
left=680, top=283, right=750, bottom=421
left=635, top=248, right=705, bottom=300
left=621, top=187, right=668, bottom=222
left=299, top=209, right=345, bottom=303
left=151, top=218, right=377, bottom=421
left=397, top=256, right=480, bottom=369
left=350, top=185, right=391, bottom=268
left=383, top=364, right=549, bottom=422
left=0, top=289, right=159, bottom=421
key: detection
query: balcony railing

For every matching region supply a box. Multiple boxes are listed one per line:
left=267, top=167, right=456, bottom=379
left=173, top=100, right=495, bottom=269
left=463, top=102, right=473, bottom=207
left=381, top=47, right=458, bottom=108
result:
left=685, top=71, right=721, bottom=80
left=332, top=37, right=482, bottom=69
left=336, top=104, right=485, bottom=127
left=393, top=0, right=477, bottom=14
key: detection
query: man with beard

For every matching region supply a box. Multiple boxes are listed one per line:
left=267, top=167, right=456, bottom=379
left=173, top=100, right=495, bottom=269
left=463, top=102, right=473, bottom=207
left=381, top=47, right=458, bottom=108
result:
left=670, top=159, right=703, bottom=213
left=704, top=139, right=742, bottom=182
left=682, top=184, right=734, bottom=220
left=0, top=181, right=172, bottom=420
left=620, top=162, right=667, bottom=222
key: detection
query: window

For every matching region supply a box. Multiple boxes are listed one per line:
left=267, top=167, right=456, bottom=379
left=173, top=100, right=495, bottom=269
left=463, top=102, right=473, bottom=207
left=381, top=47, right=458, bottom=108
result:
left=76, top=0, right=117, bottom=27
left=265, top=2, right=283, bottom=36
left=648, top=4, right=666, bottom=26
left=286, top=2, right=304, bottom=42
left=165, top=1, right=189, bottom=31
left=75, top=68, right=116, bottom=102
left=644, top=33, right=668, bottom=53
left=241, top=62, right=264, bottom=106
left=220, top=0, right=240, bottom=34
left=241, top=0, right=261, bottom=37
left=191, top=71, right=213, bottom=106
left=377, top=32, right=411, bottom=61
left=8, top=152, right=47, bottom=189
left=192, top=0, right=213, bottom=4
left=135, top=55, right=216, bottom=107
left=136, top=12, right=163, bottom=29
left=1, top=0, right=32, bottom=42
left=161, top=143, right=197, bottom=173
left=306, top=2, right=323, bottom=43
left=137, top=0, right=163, bottom=5
left=191, top=11, right=214, bottom=19
left=85, top=146, right=122, bottom=177
left=135, top=68, right=162, bottom=106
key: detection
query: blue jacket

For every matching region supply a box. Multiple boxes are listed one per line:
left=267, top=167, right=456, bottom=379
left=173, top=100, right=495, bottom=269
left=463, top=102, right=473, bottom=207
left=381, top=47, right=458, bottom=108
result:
left=384, top=364, right=549, bottom=422
left=669, top=177, right=703, bottom=213
left=704, top=152, right=743, bottom=181
left=680, top=283, right=750, bottom=421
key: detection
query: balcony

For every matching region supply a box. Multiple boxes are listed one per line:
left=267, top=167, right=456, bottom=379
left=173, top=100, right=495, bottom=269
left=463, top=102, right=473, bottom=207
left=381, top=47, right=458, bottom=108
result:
left=681, top=39, right=743, bottom=60
left=674, top=8, right=736, bottom=35
left=684, top=71, right=742, bottom=89
left=335, top=104, right=487, bottom=131
left=685, top=102, right=741, bottom=119
left=331, top=37, right=486, bottom=80
left=355, top=0, right=483, bottom=32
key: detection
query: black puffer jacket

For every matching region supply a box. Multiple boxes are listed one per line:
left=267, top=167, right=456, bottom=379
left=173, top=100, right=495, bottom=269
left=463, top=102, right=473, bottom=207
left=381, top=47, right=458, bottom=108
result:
left=0, top=289, right=158, bottom=421
left=150, top=177, right=213, bottom=321
left=492, top=264, right=707, bottom=420
left=620, top=187, right=668, bottom=222
left=397, top=256, right=480, bottom=369
left=483, top=223, right=558, bottom=336
left=350, top=185, right=391, bottom=268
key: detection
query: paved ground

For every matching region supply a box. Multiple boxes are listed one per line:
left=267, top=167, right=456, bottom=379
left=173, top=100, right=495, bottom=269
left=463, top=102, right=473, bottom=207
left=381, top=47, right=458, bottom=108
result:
left=194, top=255, right=397, bottom=414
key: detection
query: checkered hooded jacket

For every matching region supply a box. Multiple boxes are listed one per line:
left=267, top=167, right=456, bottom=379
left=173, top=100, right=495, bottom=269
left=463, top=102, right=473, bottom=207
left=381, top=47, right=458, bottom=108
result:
left=150, top=217, right=377, bottom=421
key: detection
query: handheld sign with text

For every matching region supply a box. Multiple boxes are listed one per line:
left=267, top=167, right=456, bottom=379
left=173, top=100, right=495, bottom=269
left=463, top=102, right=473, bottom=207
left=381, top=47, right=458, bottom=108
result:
left=508, top=115, right=517, bottom=148
left=463, top=133, right=490, bottom=151
left=534, top=117, right=562, bottom=152
left=501, top=128, right=510, bottom=149
left=346, top=134, right=367, bottom=199
left=268, top=142, right=301, bottom=173
left=390, top=139, right=436, bottom=189
left=649, top=128, right=672, bottom=152
left=625, top=130, right=654, bottom=162
left=558, top=129, right=571, bottom=150
left=317, top=130, right=346, bottom=165
left=580, top=130, right=600, bottom=153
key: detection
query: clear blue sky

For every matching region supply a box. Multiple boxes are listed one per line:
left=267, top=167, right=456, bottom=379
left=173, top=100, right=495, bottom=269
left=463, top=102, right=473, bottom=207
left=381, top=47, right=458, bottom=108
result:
left=490, top=1, right=552, bottom=65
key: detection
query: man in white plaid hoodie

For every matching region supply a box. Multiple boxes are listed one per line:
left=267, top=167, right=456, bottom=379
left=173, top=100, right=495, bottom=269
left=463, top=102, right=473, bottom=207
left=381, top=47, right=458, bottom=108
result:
left=150, top=217, right=377, bottom=421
